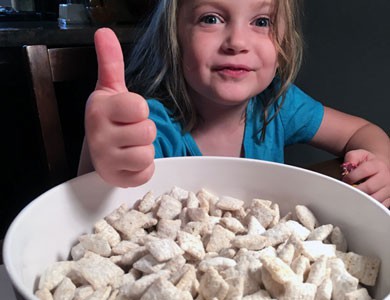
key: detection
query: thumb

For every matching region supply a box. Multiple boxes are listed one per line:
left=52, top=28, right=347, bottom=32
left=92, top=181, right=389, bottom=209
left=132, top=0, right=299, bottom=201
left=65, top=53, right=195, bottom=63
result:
left=94, top=27, right=128, bottom=93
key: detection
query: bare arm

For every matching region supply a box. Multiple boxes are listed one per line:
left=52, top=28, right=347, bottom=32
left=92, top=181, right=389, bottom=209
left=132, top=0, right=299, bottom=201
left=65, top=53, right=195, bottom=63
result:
left=311, top=106, right=390, bottom=207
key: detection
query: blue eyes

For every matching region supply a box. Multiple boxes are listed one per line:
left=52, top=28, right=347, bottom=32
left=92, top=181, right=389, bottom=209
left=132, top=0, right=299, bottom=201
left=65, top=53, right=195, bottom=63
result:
left=200, top=15, right=271, bottom=27
left=254, top=17, right=270, bottom=27
left=200, top=15, right=221, bottom=24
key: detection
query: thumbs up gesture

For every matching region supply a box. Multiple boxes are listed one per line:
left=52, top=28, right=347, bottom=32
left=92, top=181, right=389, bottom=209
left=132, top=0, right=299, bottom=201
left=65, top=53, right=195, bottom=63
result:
left=85, top=28, right=156, bottom=187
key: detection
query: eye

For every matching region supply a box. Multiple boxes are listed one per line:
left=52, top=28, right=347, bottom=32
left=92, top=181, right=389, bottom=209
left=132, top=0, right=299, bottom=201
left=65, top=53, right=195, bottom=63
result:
left=200, top=14, right=222, bottom=25
left=254, top=17, right=271, bottom=27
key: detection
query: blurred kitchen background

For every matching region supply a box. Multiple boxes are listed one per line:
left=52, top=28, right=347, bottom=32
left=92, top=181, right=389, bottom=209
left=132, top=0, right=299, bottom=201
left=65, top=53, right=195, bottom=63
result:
left=1, top=0, right=389, bottom=238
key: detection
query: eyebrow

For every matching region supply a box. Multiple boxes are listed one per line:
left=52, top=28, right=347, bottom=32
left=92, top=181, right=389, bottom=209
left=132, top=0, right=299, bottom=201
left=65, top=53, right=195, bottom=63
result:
left=191, top=0, right=274, bottom=12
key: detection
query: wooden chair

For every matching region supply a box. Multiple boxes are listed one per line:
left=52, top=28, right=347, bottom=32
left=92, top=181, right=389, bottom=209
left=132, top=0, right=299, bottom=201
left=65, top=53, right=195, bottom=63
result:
left=23, top=45, right=98, bottom=187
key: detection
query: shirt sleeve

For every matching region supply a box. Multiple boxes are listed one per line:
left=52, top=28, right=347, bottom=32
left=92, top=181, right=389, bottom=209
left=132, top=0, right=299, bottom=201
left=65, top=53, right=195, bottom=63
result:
left=279, top=84, right=324, bottom=146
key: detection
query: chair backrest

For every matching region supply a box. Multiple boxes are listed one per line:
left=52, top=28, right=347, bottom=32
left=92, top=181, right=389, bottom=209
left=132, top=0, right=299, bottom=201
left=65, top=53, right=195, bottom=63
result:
left=24, top=45, right=98, bottom=187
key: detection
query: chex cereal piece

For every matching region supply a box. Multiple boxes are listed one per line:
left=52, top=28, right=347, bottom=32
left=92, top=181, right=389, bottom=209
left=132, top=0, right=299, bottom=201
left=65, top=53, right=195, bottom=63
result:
left=262, top=222, right=292, bottom=247
left=169, top=186, right=189, bottom=201
left=177, top=230, right=206, bottom=260
left=120, top=270, right=170, bottom=299
left=306, top=255, right=328, bottom=286
left=38, top=261, right=76, bottom=291
left=197, top=188, right=219, bottom=215
left=224, top=276, right=244, bottom=300
left=119, top=245, right=148, bottom=268
left=246, top=199, right=277, bottom=228
left=104, top=203, right=128, bottom=226
left=345, top=288, right=373, bottom=300
left=186, top=191, right=200, bottom=209
left=112, top=209, right=154, bottom=239
left=285, top=220, right=311, bottom=240
left=280, top=281, right=317, bottom=300
left=268, top=203, right=280, bottom=228
left=295, top=205, right=318, bottom=231
left=175, top=264, right=199, bottom=297
left=133, top=254, right=166, bottom=274
left=71, top=243, right=86, bottom=261
left=35, top=288, right=53, bottom=300
left=108, top=289, right=119, bottom=300
left=337, top=251, right=381, bottom=286
left=277, top=243, right=295, bottom=265
left=291, top=255, right=310, bottom=283
left=140, top=277, right=192, bottom=300
left=187, top=207, right=209, bottom=222
left=216, top=196, right=245, bottom=211
left=330, top=226, right=348, bottom=252
left=198, top=256, right=237, bottom=272
left=261, top=267, right=284, bottom=299
left=84, top=286, right=111, bottom=300
left=301, top=240, right=336, bottom=261
left=79, top=234, right=111, bottom=257
left=157, top=219, right=182, bottom=240
left=52, top=277, right=76, bottom=300
left=199, top=267, right=230, bottom=300
left=74, top=285, right=94, bottom=300
left=76, top=252, right=124, bottom=290
left=93, top=219, right=121, bottom=247
left=316, top=277, right=333, bottom=300
left=242, top=289, right=272, bottom=300
left=146, top=238, right=184, bottom=262
left=111, top=240, right=139, bottom=255
left=260, top=255, right=299, bottom=284
left=220, top=217, right=246, bottom=234
left=157, top=194, right=183, bottom=220
left=231, top=234, right=268, bottom=251
left=206, top=224, right=235, bottom=253
left=328, top=258, right=359, bottom=300
left=136, top=191, right=156, bottom=214
left=307, top=224, right=334, bottom=241
left=247, top=215, right=266, bottom=235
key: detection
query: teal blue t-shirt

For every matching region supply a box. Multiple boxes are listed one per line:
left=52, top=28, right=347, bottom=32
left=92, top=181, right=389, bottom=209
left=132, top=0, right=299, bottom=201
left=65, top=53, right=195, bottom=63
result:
left=148, top=84, right=324, bottom=163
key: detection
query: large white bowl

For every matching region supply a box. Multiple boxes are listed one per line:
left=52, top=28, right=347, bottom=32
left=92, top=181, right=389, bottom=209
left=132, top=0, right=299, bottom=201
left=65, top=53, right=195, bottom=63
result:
left=3, top=157, right=390, bottom=299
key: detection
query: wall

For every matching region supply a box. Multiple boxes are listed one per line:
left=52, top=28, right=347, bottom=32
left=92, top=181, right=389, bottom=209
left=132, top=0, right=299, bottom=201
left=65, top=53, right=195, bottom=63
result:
left=285, top=0, right=390, bottom=166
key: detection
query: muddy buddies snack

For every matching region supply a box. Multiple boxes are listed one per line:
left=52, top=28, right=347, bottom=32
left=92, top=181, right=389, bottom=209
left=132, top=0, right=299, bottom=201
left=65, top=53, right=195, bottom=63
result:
left=35, top=187, right=381, bottom=300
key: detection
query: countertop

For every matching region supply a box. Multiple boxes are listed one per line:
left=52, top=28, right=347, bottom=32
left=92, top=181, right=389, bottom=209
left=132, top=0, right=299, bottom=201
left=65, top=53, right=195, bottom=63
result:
left=0, top=21, right=140, bottom=47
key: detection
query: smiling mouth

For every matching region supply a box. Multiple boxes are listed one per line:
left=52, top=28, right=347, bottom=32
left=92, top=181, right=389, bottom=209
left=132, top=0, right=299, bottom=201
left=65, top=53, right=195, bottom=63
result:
left=213, top=65, right=251, bottom=78
left=213, top=65, right=251, bottom=72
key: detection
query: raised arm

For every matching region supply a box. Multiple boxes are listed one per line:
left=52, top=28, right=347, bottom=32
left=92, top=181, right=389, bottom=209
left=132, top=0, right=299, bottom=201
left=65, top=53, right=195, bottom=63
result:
left=78, top=28, right=156, bottom=187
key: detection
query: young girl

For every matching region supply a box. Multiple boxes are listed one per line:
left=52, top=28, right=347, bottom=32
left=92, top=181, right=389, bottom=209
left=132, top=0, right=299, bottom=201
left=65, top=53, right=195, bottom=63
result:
left=79, top=0, right=390, bottom=207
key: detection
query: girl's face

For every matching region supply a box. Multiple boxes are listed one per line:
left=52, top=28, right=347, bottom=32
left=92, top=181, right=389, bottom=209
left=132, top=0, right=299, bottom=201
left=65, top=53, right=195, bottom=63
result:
left=178, top=0, right=279, bottom=109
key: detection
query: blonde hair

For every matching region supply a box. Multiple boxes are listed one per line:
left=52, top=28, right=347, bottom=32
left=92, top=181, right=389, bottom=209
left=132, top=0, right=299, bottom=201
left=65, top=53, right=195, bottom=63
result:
left=126, top=0, right=304, bottom=138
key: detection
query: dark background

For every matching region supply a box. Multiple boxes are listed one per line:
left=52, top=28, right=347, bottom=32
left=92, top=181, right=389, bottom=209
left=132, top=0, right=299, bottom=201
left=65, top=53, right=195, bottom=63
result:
left=286, top=0, right=390, bottom=165
left=1, top=1, right=390, bottom=238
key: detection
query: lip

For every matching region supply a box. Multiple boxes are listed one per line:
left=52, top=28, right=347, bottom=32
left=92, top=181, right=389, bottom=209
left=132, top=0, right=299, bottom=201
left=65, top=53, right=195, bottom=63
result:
left=212, top=64, right=252, bottom=78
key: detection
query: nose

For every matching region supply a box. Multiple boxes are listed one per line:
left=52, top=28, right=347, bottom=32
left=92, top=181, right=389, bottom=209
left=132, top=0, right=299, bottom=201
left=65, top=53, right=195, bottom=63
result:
left=222, top=23, right=249, bottom=54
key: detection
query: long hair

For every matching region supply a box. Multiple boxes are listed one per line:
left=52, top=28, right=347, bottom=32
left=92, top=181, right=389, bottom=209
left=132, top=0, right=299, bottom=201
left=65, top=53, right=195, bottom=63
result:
left=125, top=0, right=304, bottom=138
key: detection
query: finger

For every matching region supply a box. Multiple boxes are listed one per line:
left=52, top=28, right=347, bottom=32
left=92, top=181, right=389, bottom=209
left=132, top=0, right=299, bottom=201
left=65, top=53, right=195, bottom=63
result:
left=112, top=144, right=155, bottom=172
left=100, top=163, right=155, bottom=188
left=344, top=149, right=372, bottom=165
left=94, top=27, right=128, bottom=93
left=382, top=198, right=390, bottom=208
left=110, top=119, right=156, bottom=147
left=106, top=92, right=150, bottom=124
left=369, top=186, right=390, bottom=203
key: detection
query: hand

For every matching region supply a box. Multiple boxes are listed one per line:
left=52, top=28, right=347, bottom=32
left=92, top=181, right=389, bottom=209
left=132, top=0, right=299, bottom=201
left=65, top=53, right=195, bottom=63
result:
left=85, top=28, right=156, bottom=187
left=342, top=149, right=390, bottom=208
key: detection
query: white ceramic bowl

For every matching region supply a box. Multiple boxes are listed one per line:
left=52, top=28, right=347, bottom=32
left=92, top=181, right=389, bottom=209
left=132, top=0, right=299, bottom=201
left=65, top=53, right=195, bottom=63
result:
left=3, top=157, right=390, bottom=299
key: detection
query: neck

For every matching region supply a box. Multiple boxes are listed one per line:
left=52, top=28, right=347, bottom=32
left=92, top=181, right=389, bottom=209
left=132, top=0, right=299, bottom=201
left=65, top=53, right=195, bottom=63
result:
left=191, top=98, right=248, bottom=157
